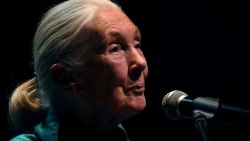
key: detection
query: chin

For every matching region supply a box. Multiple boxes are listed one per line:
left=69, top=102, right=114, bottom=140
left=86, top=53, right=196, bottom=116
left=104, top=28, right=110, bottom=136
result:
left=128, top=95, right=146, bottom=113
left=118, top=95, right=146, bottom=120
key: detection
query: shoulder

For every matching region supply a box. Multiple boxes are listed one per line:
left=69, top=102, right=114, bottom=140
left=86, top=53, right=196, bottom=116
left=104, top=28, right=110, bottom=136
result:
left=10, top=133, right=38, bottom=141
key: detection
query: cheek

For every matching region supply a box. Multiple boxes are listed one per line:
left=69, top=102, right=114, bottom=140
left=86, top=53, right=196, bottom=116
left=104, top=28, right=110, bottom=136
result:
left=105, top=56, right=128, bottom=85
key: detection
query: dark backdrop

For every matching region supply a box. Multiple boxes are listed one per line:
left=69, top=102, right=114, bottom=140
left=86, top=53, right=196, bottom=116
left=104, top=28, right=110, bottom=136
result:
left=1, top=0, right=250, bottom=141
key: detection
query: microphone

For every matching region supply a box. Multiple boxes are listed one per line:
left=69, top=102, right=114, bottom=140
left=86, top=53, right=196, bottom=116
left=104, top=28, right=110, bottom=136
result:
left=162, top=90, right=250, bottom=128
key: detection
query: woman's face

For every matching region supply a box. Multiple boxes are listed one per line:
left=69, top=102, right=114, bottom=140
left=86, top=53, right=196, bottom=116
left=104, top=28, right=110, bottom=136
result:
left=76, top=6, right=148, bottom=123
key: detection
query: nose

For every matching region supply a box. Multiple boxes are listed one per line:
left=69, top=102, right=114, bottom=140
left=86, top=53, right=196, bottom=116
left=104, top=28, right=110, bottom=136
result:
left=128, top=47, right=147, bottom=80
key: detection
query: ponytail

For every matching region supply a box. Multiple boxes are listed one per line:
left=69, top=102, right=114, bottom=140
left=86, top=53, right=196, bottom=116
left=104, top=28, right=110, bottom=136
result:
left=8, top=77, right=45, bottom=132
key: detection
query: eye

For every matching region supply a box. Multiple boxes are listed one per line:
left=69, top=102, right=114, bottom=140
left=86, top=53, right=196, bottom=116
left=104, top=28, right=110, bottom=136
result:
left=109, top=44, right=122, bottom=53
left=135, top=41, right=141, bottom=49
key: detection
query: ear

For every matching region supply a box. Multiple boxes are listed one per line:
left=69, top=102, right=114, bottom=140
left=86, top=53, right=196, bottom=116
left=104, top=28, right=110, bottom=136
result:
left=49, top=63, right=77, bottom=90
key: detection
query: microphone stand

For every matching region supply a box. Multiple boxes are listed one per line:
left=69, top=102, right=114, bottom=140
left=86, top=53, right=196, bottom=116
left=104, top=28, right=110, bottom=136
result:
left=191, top=96, right=219, bottom=141
left=193, top=112, right=210, bottom=141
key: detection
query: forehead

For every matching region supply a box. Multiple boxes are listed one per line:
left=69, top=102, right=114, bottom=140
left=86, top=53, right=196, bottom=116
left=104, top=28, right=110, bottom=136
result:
left=95, top=6, right=130, bottom=23
left=92, top=6, right=139, bottom=36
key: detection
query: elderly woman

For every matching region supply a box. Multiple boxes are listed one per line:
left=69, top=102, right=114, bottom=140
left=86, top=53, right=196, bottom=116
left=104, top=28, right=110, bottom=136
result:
left=8, top=0, right=148, bottom=141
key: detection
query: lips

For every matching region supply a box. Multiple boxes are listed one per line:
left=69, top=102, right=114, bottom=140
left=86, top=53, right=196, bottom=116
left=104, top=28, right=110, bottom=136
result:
left=125, top=82, right=145, bottom=95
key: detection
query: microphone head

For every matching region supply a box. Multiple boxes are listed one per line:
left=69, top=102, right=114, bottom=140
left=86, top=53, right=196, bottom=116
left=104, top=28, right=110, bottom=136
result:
left=162, top=90, right=188, bottom=120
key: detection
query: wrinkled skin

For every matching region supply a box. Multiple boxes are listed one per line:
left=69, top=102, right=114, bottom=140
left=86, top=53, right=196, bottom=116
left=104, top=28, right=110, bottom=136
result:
left=58, top=6, right=148, bottom=131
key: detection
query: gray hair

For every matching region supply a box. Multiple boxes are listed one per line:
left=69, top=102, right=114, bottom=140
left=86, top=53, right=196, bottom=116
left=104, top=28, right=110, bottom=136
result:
left=9, top=0, right=120, bottom=132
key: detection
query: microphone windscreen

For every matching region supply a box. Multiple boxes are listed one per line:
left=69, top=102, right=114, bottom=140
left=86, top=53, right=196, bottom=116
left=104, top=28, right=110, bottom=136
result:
left=162, top=90, right=188, bottom=120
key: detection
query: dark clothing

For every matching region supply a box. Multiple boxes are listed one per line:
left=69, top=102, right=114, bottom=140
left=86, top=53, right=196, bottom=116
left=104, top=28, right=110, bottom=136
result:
left=10, top=109, right=130, bottom=141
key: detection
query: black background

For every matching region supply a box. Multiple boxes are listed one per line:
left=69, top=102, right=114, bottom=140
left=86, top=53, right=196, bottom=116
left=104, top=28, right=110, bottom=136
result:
left=1, top=0, right=250, bottom=141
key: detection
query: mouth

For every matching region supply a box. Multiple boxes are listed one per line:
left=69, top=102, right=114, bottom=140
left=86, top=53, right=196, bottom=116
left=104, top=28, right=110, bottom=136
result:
left=125, top=83, right=145, bottom=96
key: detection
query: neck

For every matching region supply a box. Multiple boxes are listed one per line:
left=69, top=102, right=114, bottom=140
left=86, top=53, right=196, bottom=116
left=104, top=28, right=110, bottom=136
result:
left=55, top=108, right=120, bottom=132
